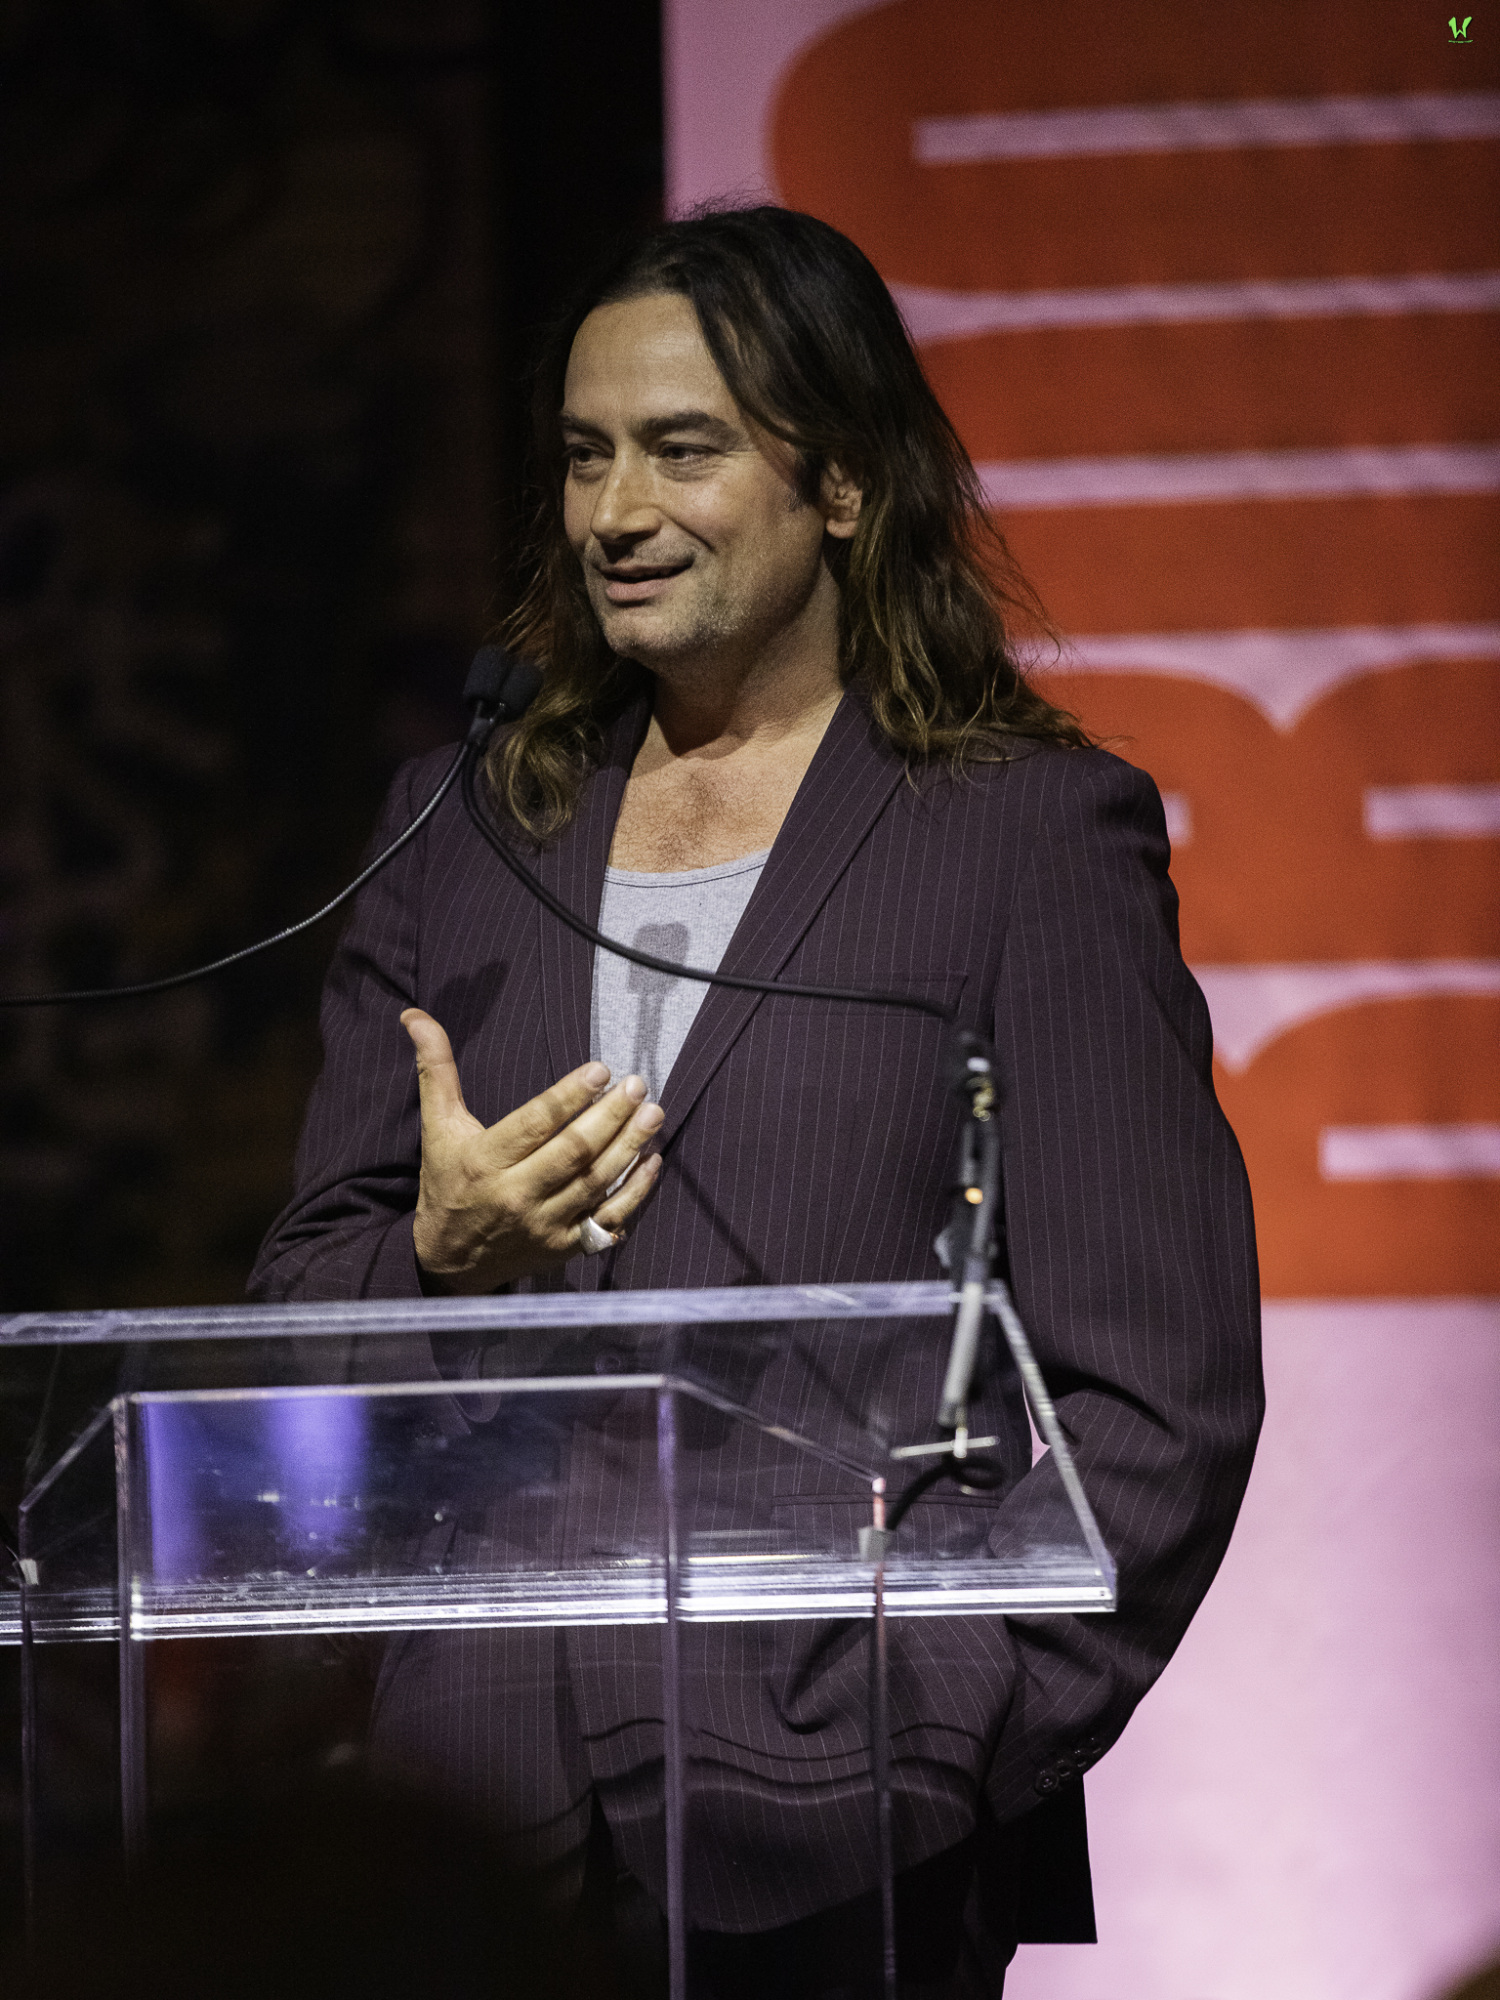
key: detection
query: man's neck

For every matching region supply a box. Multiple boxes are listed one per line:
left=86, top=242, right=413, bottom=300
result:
left=639, top=586, right=844, bottom=763
left=647, top=659, right=842, bottom=764
left=610, top=640, right=844, bottom=872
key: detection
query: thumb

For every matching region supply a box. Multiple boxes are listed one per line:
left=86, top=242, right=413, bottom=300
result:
left=400, top=1008, right=474, bottom=1133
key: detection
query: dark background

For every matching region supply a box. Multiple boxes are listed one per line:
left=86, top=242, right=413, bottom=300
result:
left=0, top=0, right=662, bottom=1920
left=0, top=0, right=662, bottom=1317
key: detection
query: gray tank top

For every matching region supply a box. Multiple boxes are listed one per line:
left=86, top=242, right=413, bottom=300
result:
left=590, top=850, right=770, bottom=1101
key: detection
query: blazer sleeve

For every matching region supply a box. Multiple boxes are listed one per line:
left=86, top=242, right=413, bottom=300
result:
left=982, top=749, right=1264, bottom=1824
left=247, top=756, right=432, bottom=1306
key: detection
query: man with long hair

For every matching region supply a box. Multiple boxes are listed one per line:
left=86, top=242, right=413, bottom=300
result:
left=252, top=207, right=1261, bottom=1995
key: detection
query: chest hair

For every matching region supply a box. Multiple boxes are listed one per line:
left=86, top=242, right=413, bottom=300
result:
left=610, top=758, right=803, bottom=872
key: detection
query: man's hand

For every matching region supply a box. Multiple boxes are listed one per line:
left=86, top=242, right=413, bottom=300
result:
left=401, top=1008, right=664, bottom=1294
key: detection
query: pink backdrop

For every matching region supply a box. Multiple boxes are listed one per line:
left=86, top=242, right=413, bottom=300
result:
left=665, top=5, right=1500, bottom=1995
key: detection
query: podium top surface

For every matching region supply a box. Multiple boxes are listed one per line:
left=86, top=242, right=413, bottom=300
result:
left=0, top=1280, right=957, bottom=1347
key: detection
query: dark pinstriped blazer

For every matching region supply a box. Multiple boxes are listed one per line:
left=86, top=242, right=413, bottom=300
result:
left=249, top=685, right=1263, bottom=1937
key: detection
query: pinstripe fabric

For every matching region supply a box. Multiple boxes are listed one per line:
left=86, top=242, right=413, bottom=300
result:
left=249, top=686, right=1263, bottom=1937
left=368, top=1625, right=594, bottom=1886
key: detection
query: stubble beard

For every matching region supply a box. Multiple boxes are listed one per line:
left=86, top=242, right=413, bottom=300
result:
left=586, top=559, right=830, bottom=701
left=587, top=574, right=742, bottom=683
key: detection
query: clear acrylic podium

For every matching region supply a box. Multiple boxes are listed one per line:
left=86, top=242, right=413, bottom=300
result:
left=10, top=1281, right=1114, bottom=1996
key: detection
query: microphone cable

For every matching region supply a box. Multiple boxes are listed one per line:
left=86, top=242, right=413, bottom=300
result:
left=0, top=752, right=467, bottom=1008
left=0, top=641, right=958, bottom=1034
left=455, top=735, right=958, bottom=1030
left=0, top=649, right=540, bottom=1010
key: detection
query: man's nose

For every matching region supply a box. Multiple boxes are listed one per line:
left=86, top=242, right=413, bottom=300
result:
left=589, top=449, right=659, bottom=542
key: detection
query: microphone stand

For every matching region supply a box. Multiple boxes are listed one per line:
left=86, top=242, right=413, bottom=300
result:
left=936, top=1035, right=1003, bottom=1442
left=878, top=1037, right=1012, bottom=1543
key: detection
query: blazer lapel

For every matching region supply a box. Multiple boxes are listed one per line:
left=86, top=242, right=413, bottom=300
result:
left=655, top=687, right=905, bottom=1151
left=536, top=694, right=652, bottom=1081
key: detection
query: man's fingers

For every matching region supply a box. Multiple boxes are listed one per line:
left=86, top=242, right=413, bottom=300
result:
left=521, top=1083, right=662, bottom=1205
left=527, top=1097, right=665, bottom=1245
left=567, top=1102, right=665, bottom=1214
left=488, top=1064, right=626, bottom=1171
left=401, top=1009, right=475, bottom=1130
left=589, top=1151, right=663, bottom=1234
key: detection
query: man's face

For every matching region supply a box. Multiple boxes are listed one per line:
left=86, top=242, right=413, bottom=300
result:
left=561, top=293, right=843, bottom=677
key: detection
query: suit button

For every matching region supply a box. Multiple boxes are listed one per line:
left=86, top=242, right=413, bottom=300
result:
left=1033, top=1770, right=1059, bottom=1796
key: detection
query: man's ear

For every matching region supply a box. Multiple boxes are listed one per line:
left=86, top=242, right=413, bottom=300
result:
left=820, top=465, right=864, bottom=540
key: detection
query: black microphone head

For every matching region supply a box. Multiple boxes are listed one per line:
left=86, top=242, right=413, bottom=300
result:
left=463, top=645, right=543, bottom=722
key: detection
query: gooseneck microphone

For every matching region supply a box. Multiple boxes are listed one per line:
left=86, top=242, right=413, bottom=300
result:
left=1, top=645, right=1011, bottom=1454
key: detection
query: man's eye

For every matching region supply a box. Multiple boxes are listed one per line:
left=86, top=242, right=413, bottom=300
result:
left=564, top=445, right=604, bottom=471
left=659, top=443, right=708, bottom=463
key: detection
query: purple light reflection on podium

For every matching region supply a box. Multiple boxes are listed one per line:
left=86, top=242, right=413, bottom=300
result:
left=142, top=1395, right=372, bottom=1585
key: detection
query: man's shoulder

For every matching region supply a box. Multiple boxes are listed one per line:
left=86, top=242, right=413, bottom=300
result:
left=397, top=741, right=467, bottom=798
left=378, top=741, right=516, bottom=857
left=916, top=738, right=1159, bottom=820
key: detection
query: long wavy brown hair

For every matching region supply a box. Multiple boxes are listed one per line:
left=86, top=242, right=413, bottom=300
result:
left=490, top=205, right=1089, bottom=837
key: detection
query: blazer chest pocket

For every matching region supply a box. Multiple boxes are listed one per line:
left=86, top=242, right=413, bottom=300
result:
left=764, top=970, right=968, bottom=1027
left=744, top=972, right=970, bottom=1090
